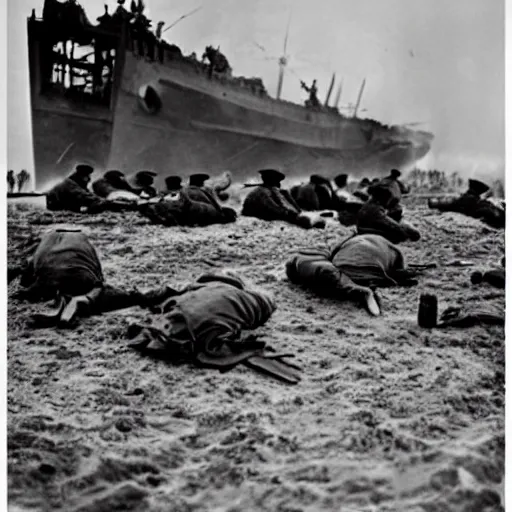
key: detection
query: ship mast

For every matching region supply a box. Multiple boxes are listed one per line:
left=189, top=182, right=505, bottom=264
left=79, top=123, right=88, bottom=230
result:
left=353, top=78, right=366, bottom=117
left=324, top=73, right=336, bottom=106
left=276, top=9, right=293, bottom=100
left=333, top=79, right=343, bottom=107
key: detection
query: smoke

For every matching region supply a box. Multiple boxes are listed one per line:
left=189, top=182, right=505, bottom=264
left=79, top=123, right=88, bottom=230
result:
left=415, top=151, right=504, bottom=184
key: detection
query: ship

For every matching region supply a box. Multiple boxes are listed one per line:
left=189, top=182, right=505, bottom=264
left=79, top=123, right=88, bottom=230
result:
left=27, top=0, right=434, bottom=191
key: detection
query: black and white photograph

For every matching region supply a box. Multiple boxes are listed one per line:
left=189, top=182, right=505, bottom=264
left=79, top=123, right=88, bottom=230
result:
left=5, top=0, right=507, bottom=510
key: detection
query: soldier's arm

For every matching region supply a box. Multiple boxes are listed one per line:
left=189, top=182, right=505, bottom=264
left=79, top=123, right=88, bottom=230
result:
left=281, top=189, right=301, bottom=213
left=71, top=183, right=105, bottom=207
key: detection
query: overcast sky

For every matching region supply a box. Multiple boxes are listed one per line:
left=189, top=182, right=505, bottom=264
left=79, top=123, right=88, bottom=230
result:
left=8, top=0, right=505, bottom=178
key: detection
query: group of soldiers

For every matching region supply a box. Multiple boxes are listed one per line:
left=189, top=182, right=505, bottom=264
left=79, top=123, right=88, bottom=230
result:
left=44, top=162, right=504, bottom=238
left=242, top=167, right=422, bottom=243
left=45, top=165, right=237, bottom=227
left=8, top=162, right=505, bottom=383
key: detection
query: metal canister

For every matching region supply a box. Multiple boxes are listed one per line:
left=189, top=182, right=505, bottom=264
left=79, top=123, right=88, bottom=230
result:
left=418, top=293, right=438, bottom=328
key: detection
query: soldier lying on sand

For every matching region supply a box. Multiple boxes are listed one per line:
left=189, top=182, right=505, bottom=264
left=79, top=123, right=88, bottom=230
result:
left=46, top=165, right=135, bottom=213
left=428, top=179, right=505, bottom=229
left=290, top=174, right=336, bottom=211
left=8, top=229, right=147, bottom=327
left=242, top=169, right=325, bottom=229
left=92, top=170, right=137, bottom=198
left=128, top=269, right=301, bottom=383
left=357, top=186, right=421, bottom=244
left=286, top=233, right=428, bottom=316
left=184, top=173, right=236, bottom=220
left=139, top=175, right=237, bottom=226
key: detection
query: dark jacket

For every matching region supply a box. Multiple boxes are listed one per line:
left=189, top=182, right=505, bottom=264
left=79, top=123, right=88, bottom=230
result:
left=242, top=185, right=302, bottom=221
left=132, top=273, right=276, bottom=368
left=290, top=182, right=334, bottom=211
left=369, top=176, right=409, bottom=203
left=184, top=185, right=224, bottom=212
left=357, top=201, right=420, bottom=244
left=141, top=190, right=235, bottom=227
left=20, top=230, right=104, bottom=298
left=46, top=177, right=105, bottom=213
left=429, top=192, right=505, bottom=229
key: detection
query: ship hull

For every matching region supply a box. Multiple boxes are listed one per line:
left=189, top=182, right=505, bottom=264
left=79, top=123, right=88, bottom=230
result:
left=108, top=120, right=429, bottom=184
left=31, top=107, right=114, bottom=189
left=32, top=110, right=430, bottom=190
left=104, top=53, right=431, bottom=186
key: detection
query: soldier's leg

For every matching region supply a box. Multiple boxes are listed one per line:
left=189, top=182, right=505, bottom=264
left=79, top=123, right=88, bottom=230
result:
left=335, top=271, right=381, bottom=316
left=286, top=253, right=376, bottom=307
left=91, top=285, right=143, bottom=313
left=286, top=253, right=336, bottom=288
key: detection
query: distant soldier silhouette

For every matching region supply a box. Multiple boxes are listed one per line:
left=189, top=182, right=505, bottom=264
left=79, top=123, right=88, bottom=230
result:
left=301, top=79, right=320, bottom=108
left=16, top=170, right=30, bottom=193
left=7, top=170, right=15, bottom=194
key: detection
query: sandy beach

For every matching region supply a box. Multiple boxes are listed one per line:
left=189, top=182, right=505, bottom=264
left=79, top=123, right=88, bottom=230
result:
left=7, top=196, right=504, bottom=512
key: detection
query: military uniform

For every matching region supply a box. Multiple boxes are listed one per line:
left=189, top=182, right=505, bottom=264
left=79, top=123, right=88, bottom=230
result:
left=129, top=271, right=276, bottom=366
left=357, top=187, right=420, bottom=244
left=131, top=170, right=158, bottom=198
left=127, top=271, right=301, bottom=382
left=286, top=234, right=416, bottom=316
left=14, top=229, right=142, bottom=326
left=428, top=179, right=505, bottom=229
left=290, top=175, right=334, bottom=211
left=242, top=169, right=324, bottom=229
left=46, top=165, right=106, bottom=213
left=184, top=173, right=236, bottom=222
left=92, top=170, right=135, bottom=198
left=140, top=174, right=236, bottom=227
left=369, top=169, right=409, bottom=222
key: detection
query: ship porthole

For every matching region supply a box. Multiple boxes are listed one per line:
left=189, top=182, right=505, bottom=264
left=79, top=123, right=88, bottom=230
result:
left=138, top=85, right=162, bottom=114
